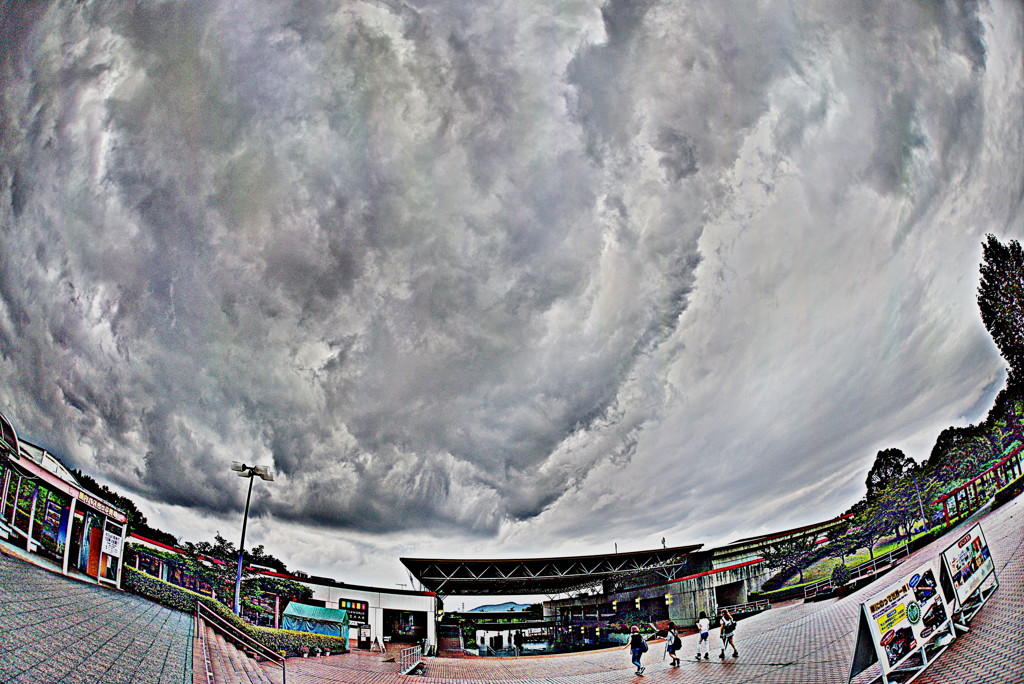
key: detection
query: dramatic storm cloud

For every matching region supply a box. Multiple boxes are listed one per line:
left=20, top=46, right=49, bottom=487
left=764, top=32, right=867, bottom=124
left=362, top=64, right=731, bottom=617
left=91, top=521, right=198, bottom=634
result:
left=1, top=0, right=1023, bottom=585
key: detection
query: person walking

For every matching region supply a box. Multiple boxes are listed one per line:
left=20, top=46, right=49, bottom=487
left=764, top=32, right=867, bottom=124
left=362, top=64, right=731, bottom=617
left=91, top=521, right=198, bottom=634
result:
left=513, top=630, right=524, bottom=658
left=624, top=625, right=647, bottom=675
left=664, top=621, right=681, bottom=666
left=695, top=610, right=711, bottom=660
left=718, top=608, right=739, bottom=658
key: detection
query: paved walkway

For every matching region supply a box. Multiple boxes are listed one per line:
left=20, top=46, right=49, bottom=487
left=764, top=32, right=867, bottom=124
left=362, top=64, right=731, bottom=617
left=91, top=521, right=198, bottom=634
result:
left=0, top=541, right=194, bottom=684
left=268, top=491, right=1024, bottom=684
left=0, top=490, right=1020, bottom=684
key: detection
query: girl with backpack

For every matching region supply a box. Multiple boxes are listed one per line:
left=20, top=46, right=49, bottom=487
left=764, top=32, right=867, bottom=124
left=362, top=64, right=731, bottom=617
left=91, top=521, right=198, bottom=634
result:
left=624, top=624, right=648, bottom=675
left=719, top=608, right=738, bottom=658
left=664, top=621, right=681, bottom=666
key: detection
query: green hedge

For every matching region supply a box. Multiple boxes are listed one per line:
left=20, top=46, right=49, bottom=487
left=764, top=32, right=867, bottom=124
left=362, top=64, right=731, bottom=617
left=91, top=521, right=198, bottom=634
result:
left=993, top=471, right=1024, bottom=508
left=123, top=567, right=349, bottom=657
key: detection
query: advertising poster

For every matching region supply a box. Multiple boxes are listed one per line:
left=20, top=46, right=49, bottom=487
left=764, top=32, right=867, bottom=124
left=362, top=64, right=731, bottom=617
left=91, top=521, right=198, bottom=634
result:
left=862, top=560, right=950, bottom=675
left=940, top=523, right=994, bottom=606
left=41, top=500, right=62, bottom=543
left=102, top=528, right=122, bottom=558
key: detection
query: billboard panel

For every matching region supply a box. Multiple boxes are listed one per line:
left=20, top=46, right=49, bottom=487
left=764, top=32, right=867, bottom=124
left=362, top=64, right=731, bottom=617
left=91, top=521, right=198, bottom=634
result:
left=940, top=523, right=994, bottom=606
left=862, top=560, right=950, bottom=675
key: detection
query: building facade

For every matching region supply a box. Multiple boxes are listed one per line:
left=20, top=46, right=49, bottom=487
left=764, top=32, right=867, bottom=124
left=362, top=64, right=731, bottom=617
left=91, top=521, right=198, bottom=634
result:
left=0, top=412, right=128, bottom=586
left=283, top=573, right=439, bottom=652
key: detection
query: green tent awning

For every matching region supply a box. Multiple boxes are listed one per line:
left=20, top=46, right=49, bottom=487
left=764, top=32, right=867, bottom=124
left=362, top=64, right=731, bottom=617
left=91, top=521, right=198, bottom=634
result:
left=282, top=602, right=350, bottom=637
left=283, top=603, right=350, bottom=624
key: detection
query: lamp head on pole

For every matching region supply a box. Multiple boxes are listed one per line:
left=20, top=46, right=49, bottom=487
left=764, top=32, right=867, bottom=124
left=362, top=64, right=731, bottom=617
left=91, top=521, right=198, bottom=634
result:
left=230, top=461, right=274, bottom=481
left=253, top=465, right=274, bottom=481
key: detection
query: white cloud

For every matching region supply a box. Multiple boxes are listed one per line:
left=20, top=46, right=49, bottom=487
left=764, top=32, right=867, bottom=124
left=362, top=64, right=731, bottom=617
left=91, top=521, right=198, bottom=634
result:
left=0, top=0, right=1022, bottom=589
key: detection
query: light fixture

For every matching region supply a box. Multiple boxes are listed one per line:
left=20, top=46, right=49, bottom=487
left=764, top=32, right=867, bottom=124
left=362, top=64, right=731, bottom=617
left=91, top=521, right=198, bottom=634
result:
left=252, top=465, right=274, bottom=481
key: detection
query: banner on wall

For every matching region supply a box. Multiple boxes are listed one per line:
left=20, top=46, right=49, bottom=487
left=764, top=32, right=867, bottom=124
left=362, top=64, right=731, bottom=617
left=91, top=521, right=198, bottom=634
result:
left=338, top=598, right=370, bottom=624
left=939, top=523, right=994, bottom=607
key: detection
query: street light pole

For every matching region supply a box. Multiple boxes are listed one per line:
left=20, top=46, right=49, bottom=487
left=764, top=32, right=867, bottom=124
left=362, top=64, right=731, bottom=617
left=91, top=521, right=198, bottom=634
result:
left=235, top=471, right=256, bottom=615
left=914, top=474, right=928, bottom=530
left=230, top=461, right=274, bottom=617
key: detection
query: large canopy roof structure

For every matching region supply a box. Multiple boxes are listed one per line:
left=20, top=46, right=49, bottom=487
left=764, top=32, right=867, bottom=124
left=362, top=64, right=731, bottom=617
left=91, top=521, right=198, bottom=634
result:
left=401, top=544, right=702, bottom=596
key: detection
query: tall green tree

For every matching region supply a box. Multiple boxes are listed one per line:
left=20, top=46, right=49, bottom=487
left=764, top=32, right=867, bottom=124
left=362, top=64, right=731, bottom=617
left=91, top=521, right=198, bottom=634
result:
left=978, top=234, right=1024, bottom=389
left=865, top=448, right=914, bottom=501
left=874, top=473, right=921, bottom=543
left=849, top=497, right=891, bottom=560
left=822, top=523, right=861, bottom=566
left=763, top=535, right=818, bottom=584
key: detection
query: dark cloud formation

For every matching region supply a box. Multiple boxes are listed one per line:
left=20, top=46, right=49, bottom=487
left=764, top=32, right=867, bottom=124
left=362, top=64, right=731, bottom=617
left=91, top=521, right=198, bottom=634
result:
left=1, top=0, right=1023, bottom=580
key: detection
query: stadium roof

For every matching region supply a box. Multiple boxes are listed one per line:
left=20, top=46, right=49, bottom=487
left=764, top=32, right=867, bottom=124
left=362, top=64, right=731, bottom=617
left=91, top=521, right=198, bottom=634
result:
left=727, top=513, right=852, bottom=546
left=401, top=544, right=702, bottom=596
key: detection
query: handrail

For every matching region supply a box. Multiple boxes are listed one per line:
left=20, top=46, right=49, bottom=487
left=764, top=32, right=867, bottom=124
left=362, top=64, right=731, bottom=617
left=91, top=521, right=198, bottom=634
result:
left=198, top=617, right=214, bottom=684
left=933, top=444, right=1024, bottom=503
left=800, top=543, right=911, bottom=599
left=196, top=602, right=286, bottom=684
left=718, top=599, right=770, bottom=615
left=398, top=645, right=424, bottom=674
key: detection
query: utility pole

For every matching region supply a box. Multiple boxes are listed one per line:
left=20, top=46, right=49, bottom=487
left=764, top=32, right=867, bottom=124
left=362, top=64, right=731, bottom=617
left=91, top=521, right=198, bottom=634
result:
left=914, top=474, right=928, bottom=530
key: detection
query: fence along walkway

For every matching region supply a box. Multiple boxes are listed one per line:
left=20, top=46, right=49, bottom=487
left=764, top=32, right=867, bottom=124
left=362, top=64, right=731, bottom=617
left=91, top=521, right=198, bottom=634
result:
left=932, top=442, right=1024, bottom=524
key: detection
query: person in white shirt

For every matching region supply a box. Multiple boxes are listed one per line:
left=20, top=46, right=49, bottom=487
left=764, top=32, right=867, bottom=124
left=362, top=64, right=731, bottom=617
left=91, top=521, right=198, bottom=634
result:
left=719, top=608, right=738, bottom=658
left=695, top=611, right=711, bottom=660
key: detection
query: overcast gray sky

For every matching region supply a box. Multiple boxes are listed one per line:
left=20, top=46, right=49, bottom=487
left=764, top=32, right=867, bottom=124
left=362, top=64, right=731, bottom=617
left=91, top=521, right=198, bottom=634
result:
left=1, top=0, right=1023, bottom=594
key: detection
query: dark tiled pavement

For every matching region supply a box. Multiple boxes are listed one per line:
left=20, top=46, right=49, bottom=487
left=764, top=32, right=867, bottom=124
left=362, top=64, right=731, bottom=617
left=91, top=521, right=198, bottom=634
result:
left=0, top=546, right=194, bottom=684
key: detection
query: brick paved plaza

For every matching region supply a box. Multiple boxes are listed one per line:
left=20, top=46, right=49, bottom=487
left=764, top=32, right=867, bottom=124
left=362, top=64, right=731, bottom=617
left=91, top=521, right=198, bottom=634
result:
left=0, top=490, right=1021, bottom=684
left=0, top=545, right=194, bottom=684
left=269, top=491, right=1024, bottom=684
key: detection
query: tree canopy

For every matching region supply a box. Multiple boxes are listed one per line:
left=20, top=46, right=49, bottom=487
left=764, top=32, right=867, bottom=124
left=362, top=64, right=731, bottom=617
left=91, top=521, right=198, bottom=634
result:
left=978, top=234, right=1024, bottom=389
left=182, top=533, right=290, bottom=573
left=72, top=469, right=178, bottom=546
left=864, top=448, right=914, bottom=501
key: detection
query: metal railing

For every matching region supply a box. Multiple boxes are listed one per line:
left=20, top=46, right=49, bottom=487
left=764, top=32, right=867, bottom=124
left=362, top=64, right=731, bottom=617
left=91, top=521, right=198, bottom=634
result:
left=197, top=612, right=214, bottom=684
left=800, top=543, right=911, bottom=599
left=398, top=645, right=424, bottom=675
left=717, top=599, right=770, bottom=615
left=196, top=601, right=286, bottom=684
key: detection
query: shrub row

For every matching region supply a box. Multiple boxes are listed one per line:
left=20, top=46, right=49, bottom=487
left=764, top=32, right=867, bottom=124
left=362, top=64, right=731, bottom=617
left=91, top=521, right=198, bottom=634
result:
left=993, top=471, right=1024, bottom=508
left=123, top=567, right=348, bottom=657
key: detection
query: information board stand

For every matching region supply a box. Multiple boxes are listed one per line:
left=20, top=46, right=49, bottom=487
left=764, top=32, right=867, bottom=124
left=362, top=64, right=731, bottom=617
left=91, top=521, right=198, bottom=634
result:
left=938, top=522, right=998, bottom=633
left=848, top=560, right=955, bottom=684
left=849, top=522, right=998, bottom=683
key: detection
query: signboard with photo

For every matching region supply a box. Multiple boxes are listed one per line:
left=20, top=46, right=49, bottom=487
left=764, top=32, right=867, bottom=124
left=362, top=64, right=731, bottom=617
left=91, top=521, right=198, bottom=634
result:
left=940, top=523, right=994, bottom=607
left=861, top=560, right=951, bottom=676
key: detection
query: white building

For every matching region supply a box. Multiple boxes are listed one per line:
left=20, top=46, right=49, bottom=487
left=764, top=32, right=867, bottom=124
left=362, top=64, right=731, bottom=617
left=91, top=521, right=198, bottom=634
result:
left=284, top=573, right=439, bottom=652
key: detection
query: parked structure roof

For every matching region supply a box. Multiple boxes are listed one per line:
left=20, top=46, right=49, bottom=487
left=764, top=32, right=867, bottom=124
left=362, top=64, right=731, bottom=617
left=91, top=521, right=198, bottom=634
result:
left=401, top=544, right=702, bottom=596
